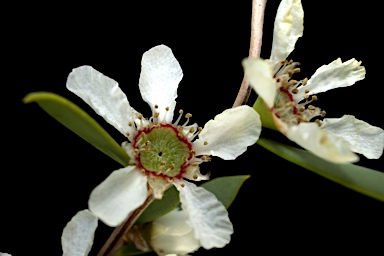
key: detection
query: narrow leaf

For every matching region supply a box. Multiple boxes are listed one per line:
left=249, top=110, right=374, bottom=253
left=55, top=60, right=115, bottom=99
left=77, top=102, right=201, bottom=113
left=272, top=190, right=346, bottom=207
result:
left=201, top=175, right=250, bottom=208
left=23, top=92, right=130, bottom=166
left=135, top=186, right=180, bottom=224
left=257, top=138, right=384, bottom=201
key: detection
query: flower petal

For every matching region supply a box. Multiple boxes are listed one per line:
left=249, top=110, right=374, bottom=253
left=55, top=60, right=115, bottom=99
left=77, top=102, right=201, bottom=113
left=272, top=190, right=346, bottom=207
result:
left=88, top=166, right=148, bottom=227
left=139, top=45, right=183, bottom=123
left=193, top=106, right=261, bottom=160
left=242, top=58, right=277, bottom=108
left=67, top=66, right=139, bottom=137
left=174, top=180, right=233, bottom=249
left=0, top=253, right=12, bottom=256
left=61, top=210, right=98, bottom=256
left=286, top=122, right=359, bottom=163
left=294, top=58, right=366, bottom=101
left=270, top=0, right=303, bottom=67
left=321, top=115, right=384, bottom=159
left=151, top=209, right=200, bottom=256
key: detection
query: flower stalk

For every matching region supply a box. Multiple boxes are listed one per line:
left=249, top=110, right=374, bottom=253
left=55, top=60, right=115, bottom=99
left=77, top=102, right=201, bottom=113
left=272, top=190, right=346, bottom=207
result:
left=233, top=0, right=266, bottom=107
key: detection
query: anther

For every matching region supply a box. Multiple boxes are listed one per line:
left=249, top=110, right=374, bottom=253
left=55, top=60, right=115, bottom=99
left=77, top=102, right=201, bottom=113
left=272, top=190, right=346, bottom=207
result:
left=128, top=122, right=133, bottom=127
left=302, top=77, right=308, bottom=85
left=154, top=112, right=160, bottom=118
left=189, top=127, right=195, bottom=133
left=183, top=113, right=192, bottom=126
left=180, top=183, right=185, bottom=188
left=315, top=119, right=322, bottom=126
left=154, top=104, right=158, bottom=109
left=292, top=88, right=298, bottom=94
left=165, top=107, right=169, bottom=111
left=311, top=95, right=318, bottom=101
left=305, top=89, right=309, bottom=93
left=193, top=175, right=198, bottom=180
left=169, top=164, right=175, bottom=170
left=308, top=105, right=315, bottom=110
left=321, top=110, right=326, bottom=117
left=204, top=141, right=208, bottom=145
left=299, top=106, right=305, bottom=112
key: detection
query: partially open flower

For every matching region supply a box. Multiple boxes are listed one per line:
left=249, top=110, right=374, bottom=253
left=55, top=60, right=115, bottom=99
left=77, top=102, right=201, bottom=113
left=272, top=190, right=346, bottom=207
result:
left=66, top=45, right=261, bottom=250
left=243, top=0, right=384, bottom=163
left=150, top=208, right=200, bottom=256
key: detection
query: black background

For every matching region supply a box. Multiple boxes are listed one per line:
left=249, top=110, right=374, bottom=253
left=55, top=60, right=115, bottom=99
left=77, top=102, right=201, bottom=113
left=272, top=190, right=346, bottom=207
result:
left=2, top=1, right=383, bottom=255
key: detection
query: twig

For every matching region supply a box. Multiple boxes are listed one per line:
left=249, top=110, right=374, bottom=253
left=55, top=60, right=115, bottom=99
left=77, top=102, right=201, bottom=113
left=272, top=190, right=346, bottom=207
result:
left=232, top=0, right=266, bottom=107
left=97, top=194, right=154, bottom=256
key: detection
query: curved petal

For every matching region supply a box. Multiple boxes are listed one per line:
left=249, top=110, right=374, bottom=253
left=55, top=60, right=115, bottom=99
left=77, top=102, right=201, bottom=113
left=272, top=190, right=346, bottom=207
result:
left=67, top=66, right=139, bottom=137
left=242, top=58, right=277, bottom=108
left=88, top=166, right=148, bottom=227
left=174, top=180, right=233, bottom=249
left=61, top=210, right=98, bottom=256
left=193, top=106, right=261, bottom=160
left=0, top=253, right=12, bottom=256
left=294, top=58, right=366, bottom=101
left=151, top=209, right=200, bottom=255
left=286, top=122, right=359, bottom=163
left=270, top=0, right=303, bottom=67
left=139, top=45, right=183, bottom=123
left=321, top=115, right=384, bottom=159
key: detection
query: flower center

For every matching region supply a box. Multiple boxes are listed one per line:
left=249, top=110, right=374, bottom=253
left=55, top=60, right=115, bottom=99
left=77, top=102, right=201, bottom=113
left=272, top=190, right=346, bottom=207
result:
left=272, top=60, right=326, bottom=126
left=133, top=124, right=193, bottom=178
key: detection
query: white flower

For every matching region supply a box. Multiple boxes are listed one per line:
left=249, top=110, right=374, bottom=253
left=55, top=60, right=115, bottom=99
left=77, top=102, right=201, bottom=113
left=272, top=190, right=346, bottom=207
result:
left=66, top=45, right=261, bottom=250
left=150, top=208, right=200, bottom=256
left=242, top=0, right=384, bottom=163
left=61, top=210, right=98, bottom=256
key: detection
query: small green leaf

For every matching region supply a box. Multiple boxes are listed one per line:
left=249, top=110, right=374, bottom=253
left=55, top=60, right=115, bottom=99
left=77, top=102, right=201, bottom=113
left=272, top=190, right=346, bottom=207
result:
left=201, top=175, right=250, bottom=208
left=135, top=186, right=180, bottom=224
left=23, top=92, right=130, bottom=166
left=253, top=97, right=277, bottom=131
left=257, top=138, right=384, bottom=202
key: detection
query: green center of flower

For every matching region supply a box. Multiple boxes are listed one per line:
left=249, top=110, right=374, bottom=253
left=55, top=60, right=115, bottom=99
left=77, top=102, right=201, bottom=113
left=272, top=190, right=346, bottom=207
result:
left=134, top=124, right=192, bottom=177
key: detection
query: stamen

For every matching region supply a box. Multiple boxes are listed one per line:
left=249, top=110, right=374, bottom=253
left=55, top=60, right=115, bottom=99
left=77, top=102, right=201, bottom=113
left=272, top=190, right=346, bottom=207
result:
left=173, top=109, right=184, bottom=126
left=182, top=113, right=192, bottom=127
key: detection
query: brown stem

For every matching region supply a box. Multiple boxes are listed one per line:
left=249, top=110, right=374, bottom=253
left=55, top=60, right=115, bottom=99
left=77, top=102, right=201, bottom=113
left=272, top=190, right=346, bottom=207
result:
left=232, top=0, right=266, bottom=108
left=97, top=194, right=154, bottom=256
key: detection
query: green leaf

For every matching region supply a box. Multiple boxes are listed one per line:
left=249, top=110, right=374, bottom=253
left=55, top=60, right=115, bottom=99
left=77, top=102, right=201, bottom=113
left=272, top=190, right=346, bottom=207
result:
left=253, top=97, right=277, bottom=131
left=23, top=92, right=130, bottom=166
left=201, top=175, right=250, bottom=208
left=135, top=186, right=180, bottom=224
left=257, top=138, right=384, bottom=202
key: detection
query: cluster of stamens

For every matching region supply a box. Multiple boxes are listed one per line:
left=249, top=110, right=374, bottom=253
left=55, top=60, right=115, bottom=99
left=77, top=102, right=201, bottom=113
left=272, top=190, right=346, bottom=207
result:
left=272, top=60, right=326, bottom=126
left=124, top=105, right=210, bottom=180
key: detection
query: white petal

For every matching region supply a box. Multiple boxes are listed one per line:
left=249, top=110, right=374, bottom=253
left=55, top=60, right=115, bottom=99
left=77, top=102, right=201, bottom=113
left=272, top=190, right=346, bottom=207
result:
left=242, top=58, right=277, bottom=108
left=286, top=122, right=359, bottom=163
left=88, top=166, right=148, bottom=227
left=174, top=180, right=233, bottom=249
left=0, top=253, right=12, bottom=256
left=67, top=66, right=139, bottom=137
left=321, top=115, right=384, bottom=159
left=151, top=209, right=200, bottom=255
left=295, top=58, right=366, bottom=101
left=193, top=106, right=261, bottom=160
left=270, top=0, right=303, bottom=67
left=61, top=210, right=98, bottom=256
left=139, top=45, right=183, bottom=123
